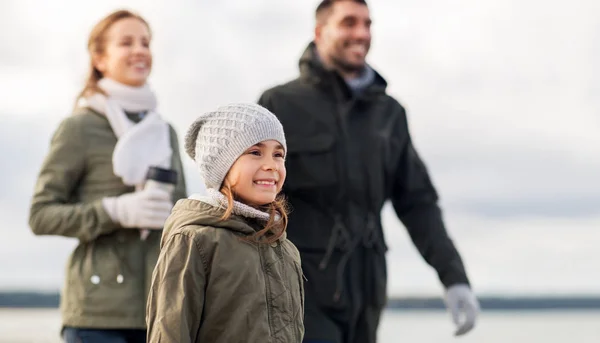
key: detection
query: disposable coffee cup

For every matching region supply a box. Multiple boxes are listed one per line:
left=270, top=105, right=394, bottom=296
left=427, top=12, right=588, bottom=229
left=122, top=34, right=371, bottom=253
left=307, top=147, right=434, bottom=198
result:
left=140, top=166, right=178, bottom=240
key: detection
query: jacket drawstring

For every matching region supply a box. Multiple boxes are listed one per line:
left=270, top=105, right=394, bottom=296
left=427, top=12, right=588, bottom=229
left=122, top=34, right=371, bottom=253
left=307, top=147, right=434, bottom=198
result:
left=87, top=242, right=99, bottom=284
left=332, top=237, right=361, bottom=302
left=110, top=244, right=131, bottom=284
left=319, top=211, right=384, bottom=302
left=363, top=212, right=378, bottom=249
left=319, top=213, right=368, bottom=302
left=88, top=238, right=132, bottom=285
left=319, top=214, right=350, bottom=270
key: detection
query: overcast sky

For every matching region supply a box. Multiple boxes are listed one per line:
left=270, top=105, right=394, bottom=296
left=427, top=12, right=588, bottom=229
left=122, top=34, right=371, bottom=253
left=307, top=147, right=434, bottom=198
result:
left=1, top=0, right=599, bottom=296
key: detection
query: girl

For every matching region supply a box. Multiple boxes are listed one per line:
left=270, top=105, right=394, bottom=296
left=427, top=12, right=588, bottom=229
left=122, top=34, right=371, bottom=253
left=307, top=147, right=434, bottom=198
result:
left=146, top=103, right=305, bottom=343
left=28, top=9, right=187, bottom=343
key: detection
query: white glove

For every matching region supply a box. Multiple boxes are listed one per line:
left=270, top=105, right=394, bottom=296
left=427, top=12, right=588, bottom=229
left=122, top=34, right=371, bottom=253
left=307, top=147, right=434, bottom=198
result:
left=102, top=187, right=173, bottom=229
left=444, top=284, right=479, bottom=336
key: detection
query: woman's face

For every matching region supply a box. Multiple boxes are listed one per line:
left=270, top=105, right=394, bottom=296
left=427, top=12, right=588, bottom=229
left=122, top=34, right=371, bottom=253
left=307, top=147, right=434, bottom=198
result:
left=95, top=17, right=152, bottom=87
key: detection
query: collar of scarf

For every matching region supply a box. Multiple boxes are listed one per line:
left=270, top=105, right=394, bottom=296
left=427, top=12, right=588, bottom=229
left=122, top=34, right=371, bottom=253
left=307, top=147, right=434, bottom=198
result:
left=78, top=78, right=172, bottom=186
left=81, top=77, right=157, bottom=137
left=191, top=188, right=274, bottom=222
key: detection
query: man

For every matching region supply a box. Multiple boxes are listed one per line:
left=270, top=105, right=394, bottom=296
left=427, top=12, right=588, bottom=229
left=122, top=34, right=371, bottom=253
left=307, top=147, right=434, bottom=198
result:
left=257, top=1, right=479, bottom=342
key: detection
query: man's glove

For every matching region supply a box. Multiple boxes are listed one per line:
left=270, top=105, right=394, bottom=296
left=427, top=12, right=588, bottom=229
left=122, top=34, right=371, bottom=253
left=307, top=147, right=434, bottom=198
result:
left=444, top=283, right=480, bottom=336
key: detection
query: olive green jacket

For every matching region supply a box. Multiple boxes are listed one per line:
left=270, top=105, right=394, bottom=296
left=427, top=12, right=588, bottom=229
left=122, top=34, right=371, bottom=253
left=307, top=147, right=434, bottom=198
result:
left=146, top=198, right=305, bottom=343
left=28, top=108, right=187, bottom=329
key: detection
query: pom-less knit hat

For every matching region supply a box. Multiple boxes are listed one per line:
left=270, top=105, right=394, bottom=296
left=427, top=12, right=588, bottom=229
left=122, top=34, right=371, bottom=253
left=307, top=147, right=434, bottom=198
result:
left=184, top=103, right=287, bottom=190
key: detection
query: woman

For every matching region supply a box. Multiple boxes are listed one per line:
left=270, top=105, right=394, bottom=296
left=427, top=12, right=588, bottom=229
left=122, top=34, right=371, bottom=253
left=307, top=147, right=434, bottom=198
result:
left=28, top=9, right=187, bottom=343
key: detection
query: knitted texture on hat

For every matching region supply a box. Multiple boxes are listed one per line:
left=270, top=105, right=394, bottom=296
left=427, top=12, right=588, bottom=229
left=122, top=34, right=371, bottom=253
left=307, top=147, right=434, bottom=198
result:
left=184, top=103, right=286, bottom=190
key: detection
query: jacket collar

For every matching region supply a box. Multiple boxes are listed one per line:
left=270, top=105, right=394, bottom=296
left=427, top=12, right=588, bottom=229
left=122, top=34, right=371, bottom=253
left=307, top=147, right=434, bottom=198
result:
left=298, top=41, right=388, bottom=100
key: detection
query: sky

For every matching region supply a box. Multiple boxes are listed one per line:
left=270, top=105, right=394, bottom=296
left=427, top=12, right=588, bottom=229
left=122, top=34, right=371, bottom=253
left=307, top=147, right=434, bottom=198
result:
left=0, top=0, right=599, bottom=297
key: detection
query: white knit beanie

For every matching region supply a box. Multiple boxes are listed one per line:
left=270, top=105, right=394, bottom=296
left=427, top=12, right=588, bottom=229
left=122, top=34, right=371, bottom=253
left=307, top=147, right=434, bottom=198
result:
left=184, top=103, right=287, bottom=190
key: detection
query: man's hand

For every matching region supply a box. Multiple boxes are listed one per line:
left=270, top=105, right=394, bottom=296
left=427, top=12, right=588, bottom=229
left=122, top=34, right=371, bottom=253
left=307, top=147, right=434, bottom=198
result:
left=444, top=284, right=479, bottom=336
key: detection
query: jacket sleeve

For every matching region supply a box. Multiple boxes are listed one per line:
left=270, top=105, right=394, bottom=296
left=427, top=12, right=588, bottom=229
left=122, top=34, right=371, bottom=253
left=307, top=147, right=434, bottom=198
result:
left=168, top=125, right=188, bottom=202
left=147, top=232, right=205, bottom=343
left=391, top=109, right=471, bottom=288
left=28, top=116, right=119, bottom=242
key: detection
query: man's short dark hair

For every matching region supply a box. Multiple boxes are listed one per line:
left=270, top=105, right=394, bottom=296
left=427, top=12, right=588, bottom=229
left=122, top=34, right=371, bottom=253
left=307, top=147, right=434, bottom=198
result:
left=315, top=0, right=368, bottom=24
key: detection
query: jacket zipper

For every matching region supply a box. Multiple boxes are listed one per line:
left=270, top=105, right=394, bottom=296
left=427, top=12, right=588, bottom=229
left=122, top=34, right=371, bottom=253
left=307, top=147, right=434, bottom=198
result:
left=331, top=80, right=357, bottom=307
left=332, top=82, right=355, bottom=223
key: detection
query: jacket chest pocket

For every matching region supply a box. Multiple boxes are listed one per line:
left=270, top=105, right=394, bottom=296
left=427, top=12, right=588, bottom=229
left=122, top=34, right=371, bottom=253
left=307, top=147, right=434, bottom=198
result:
left=284, top=134, right=337, bottom=191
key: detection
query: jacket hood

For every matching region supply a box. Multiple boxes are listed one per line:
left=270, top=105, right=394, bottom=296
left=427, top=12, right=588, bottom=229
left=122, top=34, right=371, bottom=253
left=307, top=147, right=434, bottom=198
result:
left=161, top=196, right=288, bottom=248
left=298, top=41, right=388, bottom=95
left=161, top=197, right=257, bottom=247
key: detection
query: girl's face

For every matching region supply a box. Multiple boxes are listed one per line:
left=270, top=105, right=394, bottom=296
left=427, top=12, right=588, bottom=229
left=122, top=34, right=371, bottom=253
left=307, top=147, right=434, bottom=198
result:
left=225, top=140, right=287, bottom=207
left=94, top=17, right=152, bottom=87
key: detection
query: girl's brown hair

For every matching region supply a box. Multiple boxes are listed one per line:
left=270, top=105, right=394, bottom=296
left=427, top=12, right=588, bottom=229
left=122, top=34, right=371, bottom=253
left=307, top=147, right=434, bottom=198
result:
left=220, top=182, right=289, bottom=244
left=75, top=9, right=151, bottom=105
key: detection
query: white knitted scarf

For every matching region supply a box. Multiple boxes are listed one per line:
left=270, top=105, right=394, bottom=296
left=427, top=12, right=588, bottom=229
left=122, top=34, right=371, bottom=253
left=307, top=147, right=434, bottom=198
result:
left=80, top=78, right=172, bottom=187
left=190, top=188, right=272, bottom=221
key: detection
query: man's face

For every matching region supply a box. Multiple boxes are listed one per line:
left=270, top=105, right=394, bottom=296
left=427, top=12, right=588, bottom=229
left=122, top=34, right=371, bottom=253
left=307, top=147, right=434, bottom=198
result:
left=315, top=1, right=372, bottom=74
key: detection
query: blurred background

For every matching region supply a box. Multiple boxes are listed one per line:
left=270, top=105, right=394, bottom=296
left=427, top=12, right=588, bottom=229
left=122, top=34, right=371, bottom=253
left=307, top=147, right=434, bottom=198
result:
left=1, top=0, right=599, bottom=342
